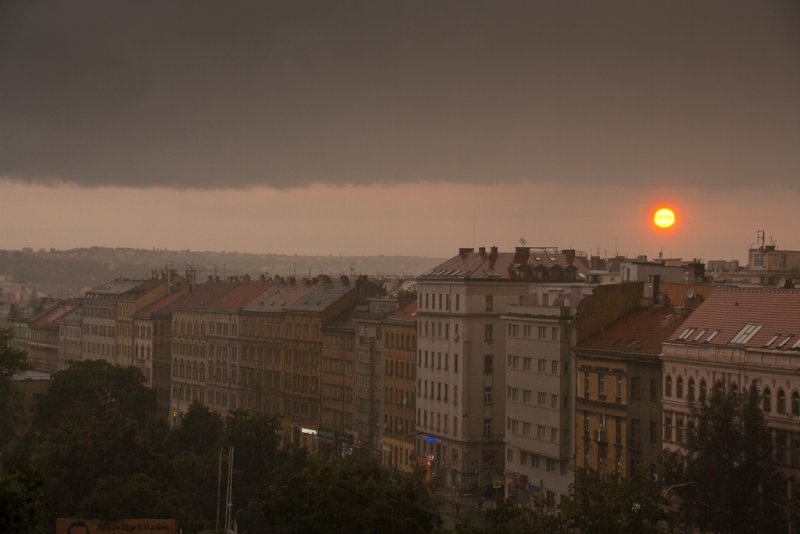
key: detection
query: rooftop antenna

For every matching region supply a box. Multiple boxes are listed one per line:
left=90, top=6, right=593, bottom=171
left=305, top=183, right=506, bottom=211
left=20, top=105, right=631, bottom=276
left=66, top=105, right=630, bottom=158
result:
left=472, top=210, right=476, bottom=249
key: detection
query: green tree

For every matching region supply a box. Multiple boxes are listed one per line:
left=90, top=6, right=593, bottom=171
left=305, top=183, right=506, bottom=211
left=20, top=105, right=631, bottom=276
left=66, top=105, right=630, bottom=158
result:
left=480, top=495, right=567, bottom=534
left=0, top=464, right=43, bottom=534
left=0, top=327, right=31, bottom=452
left=261, top=455, right=440, bottom=533
left=667, top=385, right=786, bottom=533
left=25, top=360, right=171, bottom=528
left=560, top=466, right=666, bottom=533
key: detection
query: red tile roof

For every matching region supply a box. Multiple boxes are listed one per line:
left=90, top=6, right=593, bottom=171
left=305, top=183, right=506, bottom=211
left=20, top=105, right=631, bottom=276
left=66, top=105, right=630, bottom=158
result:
left=387, top=302, right=417, bottom=323
left=134, top=288, right=190, bottom=319
left=241, top=281, right=317, bottom=313
left=577, top=305, right=689, bottom=356
left=210, top=281, right=274, bottom=311
left=667, top=288, right=800, bottom=350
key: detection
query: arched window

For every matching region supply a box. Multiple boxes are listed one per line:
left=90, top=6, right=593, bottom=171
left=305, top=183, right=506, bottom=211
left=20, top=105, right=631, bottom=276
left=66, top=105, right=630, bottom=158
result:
left=730, top=381, right=738, bottom=394
left=688, top=378, right=695, bottom=401
left=778, top=389, right=786, bottom=414
left=792, top=391, right=799, bottom=416
left=200, top=363, right=205, bottom=382
left=715, top=380, right=724, bottom=393
left=763, top=387, right=772, bottom=413
left=700, top=379, right=707, bottom=401
left=677, top=376, right=684, bottom=399
left=665, top=375, right=673, bottom=397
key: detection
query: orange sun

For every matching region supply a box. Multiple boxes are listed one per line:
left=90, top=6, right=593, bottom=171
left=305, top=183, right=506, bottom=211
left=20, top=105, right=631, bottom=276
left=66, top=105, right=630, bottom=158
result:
left=653, top=207, right=676, bottom=229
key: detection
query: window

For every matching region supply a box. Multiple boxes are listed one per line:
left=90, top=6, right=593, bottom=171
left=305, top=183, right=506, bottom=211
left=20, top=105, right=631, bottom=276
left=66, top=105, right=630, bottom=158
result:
left=454, top=354, right=459, bottom=373
left=664, top=413, right=672, bottom=441
left=687, top=378, right=695, bottom=401
left=484, top=355, right=493, bottom=374
left=483, top=418, right=492, bottom=436
left=538, top=392, right=546, bottom=406
left=700, top=379, right=707, bottom=401
left=584, top=373, right=590, bottom=399
left=538, top=326, right=547, bottom=339
left=631, top=377, right=641, bottom=400
left=650, top=421, right=657, bottom=445
left=676, top=376, right=684, bottom=399
left=485, top=324, right=494, bottom=342
left=730, top=323, right=763, bottom=345
left=538, top=359, right=546, bottom=372
left=616, top=375, right=623, bottom=402
left=598, top=373, right=606, bottom=399
left=764, top=388, right=772, bottom=412
left=551, top=361, right=559, bottom=374
left=484, top=387, right=493, bottom=405
left=793, top=391, right=800, bottom=416
left=485, top=295, right=493, bottom=311
left=507, top=448, right=514, bottom=463
left=523, top=389, right=532, bottom=403
left=778, top=389, right=786, bottom=414
left=523, top=357, right=532, bottom=370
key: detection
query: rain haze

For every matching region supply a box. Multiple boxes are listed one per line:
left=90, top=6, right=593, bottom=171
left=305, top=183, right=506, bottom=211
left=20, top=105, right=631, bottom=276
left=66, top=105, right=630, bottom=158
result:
left=1, top=0, right=798, bottom=261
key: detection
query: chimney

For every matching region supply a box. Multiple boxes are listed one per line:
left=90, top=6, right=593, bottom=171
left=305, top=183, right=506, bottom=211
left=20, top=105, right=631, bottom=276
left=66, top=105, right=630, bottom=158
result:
left=259, top=274, right=267, bottom=282
left=459, top=247, right=474, bottom=258
left=561, top=249, right=576, bottom=266
left=513, top=247, right=530, bottom=264
left=340, top=275, right=350, bottom=285
left=319, top=274, right=331, bottom=283
left=489, top=246, right=498, bottom=269
left=479, top=246, right=487, bottom=257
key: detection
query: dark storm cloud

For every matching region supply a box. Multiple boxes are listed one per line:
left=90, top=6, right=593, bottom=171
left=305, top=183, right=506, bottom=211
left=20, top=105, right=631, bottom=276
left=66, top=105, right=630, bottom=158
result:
left=0, top=0, right=798, bottom=189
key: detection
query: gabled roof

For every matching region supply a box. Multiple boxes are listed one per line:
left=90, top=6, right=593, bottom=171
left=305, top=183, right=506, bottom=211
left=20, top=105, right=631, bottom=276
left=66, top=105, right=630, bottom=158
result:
left=285, top=278, right=357, bottom=313
left=242, top=281, right=317, bottom=313
left=210, top=281, right=273, bottom=312
left=170, top=282, right=245, bottom=311
left=667, top=288, right=800, bottom=350
left=31, top=304, right=77, bottom=327
left=134, top=288, right=190, bottom=319
left=577, top=305, right=689, bottom=356
left=418, top=248, right=589, bottom=281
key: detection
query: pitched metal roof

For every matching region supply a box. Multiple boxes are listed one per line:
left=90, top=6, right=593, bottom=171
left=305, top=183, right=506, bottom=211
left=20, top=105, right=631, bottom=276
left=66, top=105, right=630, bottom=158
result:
left=418, top=248, right=589, bottom=281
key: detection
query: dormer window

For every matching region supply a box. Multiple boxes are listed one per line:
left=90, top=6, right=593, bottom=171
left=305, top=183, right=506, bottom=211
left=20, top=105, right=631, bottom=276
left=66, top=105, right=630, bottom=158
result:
left=730, top=323, right=763, bottom=344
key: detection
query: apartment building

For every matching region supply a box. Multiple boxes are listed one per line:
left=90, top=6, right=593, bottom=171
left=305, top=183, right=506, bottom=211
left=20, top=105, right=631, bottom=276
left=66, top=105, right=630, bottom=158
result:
left=281, top=275, right=381, bottom=448
left=205, top=280, right=273, bottom=415
left=574, top=304, right=688, bottom=485
left=415, top=246, right=589, bottom=491
left=133, top=289, right=188, bottom=388
left=320, top=311, right=356, bottom=458
left=28, top=303, right=77, bottom=373
left=382, top=301, right=417, bottom=472
left=502, top=285, right=595, bottom=507
left=240, top=277, right=315, bottom=419
left=661, top=287, right=800, bottom=505
left=56, top=307, right=82, bottom=370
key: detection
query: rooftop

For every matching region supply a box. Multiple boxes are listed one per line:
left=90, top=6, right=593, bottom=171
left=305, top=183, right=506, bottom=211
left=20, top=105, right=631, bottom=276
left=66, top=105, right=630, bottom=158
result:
left=577, top=304, right=689, bottom=356
left=667, top=287, right=800, bottom=350
left=418, top=246, right=589, bottom=282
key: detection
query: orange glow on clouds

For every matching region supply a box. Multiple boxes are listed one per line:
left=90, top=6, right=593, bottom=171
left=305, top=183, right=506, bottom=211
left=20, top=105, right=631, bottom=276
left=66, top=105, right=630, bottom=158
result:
left=653, top=207, right=676, bottom=229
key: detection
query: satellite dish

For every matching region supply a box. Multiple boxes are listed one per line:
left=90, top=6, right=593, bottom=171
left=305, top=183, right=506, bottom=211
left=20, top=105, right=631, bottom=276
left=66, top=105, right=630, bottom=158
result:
left=687, top=289, right=695, bottom=299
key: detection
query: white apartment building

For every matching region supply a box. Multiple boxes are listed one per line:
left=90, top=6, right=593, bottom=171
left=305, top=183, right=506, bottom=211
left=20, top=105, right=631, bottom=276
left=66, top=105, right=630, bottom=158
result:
left=503, top=284, right=594, bottom=507
left=415, top=246, right=588, bottom=491
left=661, top=287, right=800, bottom=507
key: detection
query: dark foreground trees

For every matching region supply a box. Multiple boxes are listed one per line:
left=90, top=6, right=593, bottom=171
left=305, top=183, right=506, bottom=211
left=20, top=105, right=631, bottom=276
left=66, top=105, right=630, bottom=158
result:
left=11, top=360, right=441, bottom=533
left=665, top=385, right=787, bottom=533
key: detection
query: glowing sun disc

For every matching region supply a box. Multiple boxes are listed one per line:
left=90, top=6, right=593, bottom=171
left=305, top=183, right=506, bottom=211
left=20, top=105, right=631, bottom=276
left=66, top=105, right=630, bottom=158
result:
left=653, top=208, right=676, bottom=229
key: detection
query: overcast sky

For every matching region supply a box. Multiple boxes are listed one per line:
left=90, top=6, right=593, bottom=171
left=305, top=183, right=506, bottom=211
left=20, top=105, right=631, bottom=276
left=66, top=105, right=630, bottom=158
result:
left=1, top=0, right=798, bottom=261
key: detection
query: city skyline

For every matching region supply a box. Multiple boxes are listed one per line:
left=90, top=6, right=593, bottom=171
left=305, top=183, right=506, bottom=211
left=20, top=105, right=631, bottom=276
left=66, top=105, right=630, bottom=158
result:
left=1, top=1, right=798, bottom=262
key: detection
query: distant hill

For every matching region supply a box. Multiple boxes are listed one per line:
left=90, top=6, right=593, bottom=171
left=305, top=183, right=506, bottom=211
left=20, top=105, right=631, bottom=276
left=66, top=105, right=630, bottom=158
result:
left=0, top=247, right=445, bottom=299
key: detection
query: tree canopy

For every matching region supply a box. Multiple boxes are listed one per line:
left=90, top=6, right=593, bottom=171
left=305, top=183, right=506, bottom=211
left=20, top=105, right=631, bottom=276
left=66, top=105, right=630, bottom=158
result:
left=665, top=385, right=787, bottom=533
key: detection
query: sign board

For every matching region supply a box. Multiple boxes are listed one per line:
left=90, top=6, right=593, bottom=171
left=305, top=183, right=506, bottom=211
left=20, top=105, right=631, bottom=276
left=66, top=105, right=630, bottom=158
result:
left=56, top=518, right=178, bottom=534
